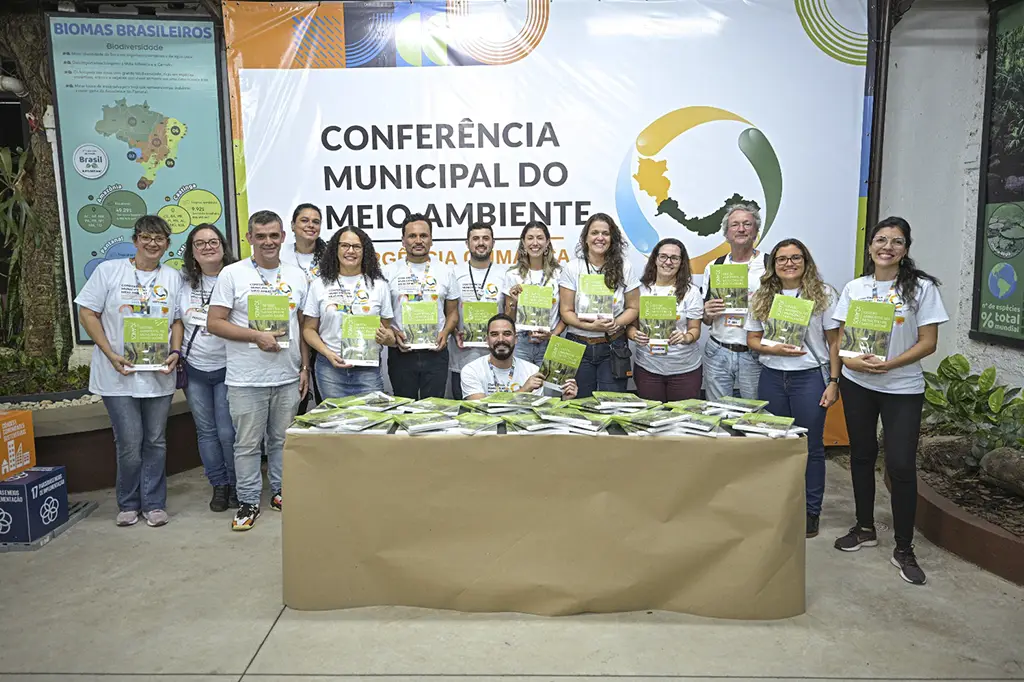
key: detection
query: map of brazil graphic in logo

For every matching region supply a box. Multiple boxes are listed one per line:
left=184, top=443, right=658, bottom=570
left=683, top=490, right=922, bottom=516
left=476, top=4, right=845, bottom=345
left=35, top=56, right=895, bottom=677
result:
left=615, top=106, right=782, bottom=269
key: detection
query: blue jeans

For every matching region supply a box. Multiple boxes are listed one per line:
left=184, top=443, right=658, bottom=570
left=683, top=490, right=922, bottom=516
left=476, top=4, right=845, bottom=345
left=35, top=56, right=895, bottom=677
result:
left=703, top=337, right=762, bottom=401
left=514, top=331, right=549, bottom=365
left=568, top=333, right=627, bottom=398
left=102, top=395, right=173, bottom=512
left=184, top=365, right=235, bottom=487
left=315, top=354, right=384, bottom=399
left=758, top=366, right=827, bottom=516
left=227, top=383, right=301, bottom=506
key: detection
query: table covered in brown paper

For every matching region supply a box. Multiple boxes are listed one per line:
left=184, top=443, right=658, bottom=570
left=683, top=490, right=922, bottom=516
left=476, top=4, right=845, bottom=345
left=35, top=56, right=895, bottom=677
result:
left=282, top=432, right=807, bottom=620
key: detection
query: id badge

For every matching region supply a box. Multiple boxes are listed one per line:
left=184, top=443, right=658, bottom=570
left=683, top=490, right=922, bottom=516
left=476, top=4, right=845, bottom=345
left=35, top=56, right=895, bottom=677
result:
left=725, top=314, right=744, bottom=328
left=189, top=308, right=209, bottom=328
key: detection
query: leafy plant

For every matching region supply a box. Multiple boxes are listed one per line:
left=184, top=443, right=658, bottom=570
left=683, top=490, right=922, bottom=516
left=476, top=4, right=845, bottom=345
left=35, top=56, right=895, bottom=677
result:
left=923, top=354, right=1024, bottom=459
left=0, top=350, right=90, bottom=397
left=0, top=146, right=36, bottom=350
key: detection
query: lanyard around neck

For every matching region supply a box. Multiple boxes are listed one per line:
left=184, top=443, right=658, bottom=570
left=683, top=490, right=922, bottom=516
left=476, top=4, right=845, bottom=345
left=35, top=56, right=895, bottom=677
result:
left=468, top=262, right=493, bottom=301
left=489, top=358, right=515, bottom=390
left=250, top=256, right=282, bottom=290
left=871, top=276, right=895, bottom=302
left=130, top=258, right=156, bottom=305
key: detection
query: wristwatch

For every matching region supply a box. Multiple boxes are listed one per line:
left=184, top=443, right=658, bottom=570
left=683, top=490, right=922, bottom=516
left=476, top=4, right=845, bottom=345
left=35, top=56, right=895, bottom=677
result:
left=828, top=377, right=839, bottom=384
left=300, top=365, right=309, bottom=372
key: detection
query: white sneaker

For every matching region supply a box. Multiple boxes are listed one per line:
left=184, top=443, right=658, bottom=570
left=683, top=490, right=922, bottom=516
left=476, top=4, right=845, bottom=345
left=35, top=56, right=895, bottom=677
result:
left=116, top=510, right=139, bottom=527
left=143, top=509, right=169, bottom=527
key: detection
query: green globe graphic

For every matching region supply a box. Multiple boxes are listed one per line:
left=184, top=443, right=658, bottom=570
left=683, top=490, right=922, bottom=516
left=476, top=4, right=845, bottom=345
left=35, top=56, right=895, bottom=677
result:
left=988, top=262, right=1018, bottom=300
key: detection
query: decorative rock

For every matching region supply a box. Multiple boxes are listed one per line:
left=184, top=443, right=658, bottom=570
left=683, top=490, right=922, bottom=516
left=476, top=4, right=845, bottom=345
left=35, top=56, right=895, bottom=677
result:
left=980, top=447, right=1024, bottom=499
left=918, top=435, right=978, bottom=479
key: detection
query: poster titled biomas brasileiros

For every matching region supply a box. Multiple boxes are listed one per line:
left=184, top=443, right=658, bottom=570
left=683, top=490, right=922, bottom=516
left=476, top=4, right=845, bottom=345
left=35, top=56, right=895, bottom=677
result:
left=47, top=15, right=228, bottom=342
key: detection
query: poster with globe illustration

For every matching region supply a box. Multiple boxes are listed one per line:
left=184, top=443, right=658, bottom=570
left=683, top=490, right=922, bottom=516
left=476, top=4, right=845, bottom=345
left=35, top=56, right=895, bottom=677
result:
left=225, top=0, right=870, bottom=291
left=974, top=1, right=1024, bottom=344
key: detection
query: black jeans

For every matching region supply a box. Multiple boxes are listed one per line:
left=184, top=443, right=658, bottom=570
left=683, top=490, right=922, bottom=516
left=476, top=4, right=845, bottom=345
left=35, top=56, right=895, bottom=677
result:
left=388, top=347, right=450, bottom=400
left=450, top=371, right=463, bottom=400
left=840, top=376, right=924, bottom=549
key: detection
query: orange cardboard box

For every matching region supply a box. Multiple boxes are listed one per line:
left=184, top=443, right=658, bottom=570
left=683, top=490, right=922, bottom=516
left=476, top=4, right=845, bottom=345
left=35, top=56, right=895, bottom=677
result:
left=0, top=410, right=36, bottom=481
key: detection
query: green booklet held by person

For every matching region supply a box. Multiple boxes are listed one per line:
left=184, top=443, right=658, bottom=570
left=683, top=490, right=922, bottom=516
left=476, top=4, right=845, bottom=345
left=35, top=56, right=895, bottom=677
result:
left=577, top=274, right=614, bottom=321
left=639, top=295, right=677, bottom=354
left=248, top=294, right=290, bottom=348
left=123, top=317, right=169, bottom=371
left=840, top=300, right=896, bottom=361
left=401, top=300, right=439, bottom=349
left=540, top=335, right=586, bottom=390
left=708, top=264, right=749, bottom=313
left=761, top=295, right=815, bottom=347
left=517, top=284, right=555, bottom=331
left=341, top=314, right=381, bottom=367
left=461, top=301, right=498, bottom=347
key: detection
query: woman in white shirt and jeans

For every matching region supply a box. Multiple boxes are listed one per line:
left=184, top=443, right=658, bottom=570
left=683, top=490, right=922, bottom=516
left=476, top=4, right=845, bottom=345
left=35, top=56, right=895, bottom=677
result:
left=832, top=217, right=948, bottom=585
left=745, top=239, right=841, bottom=540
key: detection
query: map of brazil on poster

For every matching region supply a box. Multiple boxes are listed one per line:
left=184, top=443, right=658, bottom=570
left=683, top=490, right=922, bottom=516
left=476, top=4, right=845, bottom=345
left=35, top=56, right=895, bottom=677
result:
left=47, top=15, right=227, bottom=342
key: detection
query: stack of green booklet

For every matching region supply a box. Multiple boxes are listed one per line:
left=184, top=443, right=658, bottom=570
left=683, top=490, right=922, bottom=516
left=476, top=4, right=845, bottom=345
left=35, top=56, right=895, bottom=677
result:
left=403, top=397, right=464, bottom=416
left=394, top=411, right=461, bottom=434
left=663, top=398, right=711, bottom=413
left=727, top=413, right=806, bottom=438
left=471, top=392, right=552, bottom=414
left=123, top=317, right=169, bottom=371
left=840, top=300, right=896, bottom=360
left=340, top=314, right=381, bottom=366
left=461, top=301, right=498, bottom=348
left=577, top=274, right=615, bottom=321
left=502, top=412, right=570, bottom=434
left=248, top=294, right=290, bottom=348
left=453, top=412, right=503, bottom=434
left=705, top=396, right=769, bottom=416
left=535, top=406, right=613, bottom=433
left=708, top=264, right=749, bottom=314
left=540, top=336, right=586, bottom=390
left=323, top=391, right=412, bottom=412
left=517, top=284, right=555, bottom=332
left=639, top=295, right=677, bottom=354
left=761, top=294, right=814, bottom=348
left=593, top=391, right=648, bottom=410
left=620, top=409, right=690, bottom=431
left=401, top=300, right=439, bottom=349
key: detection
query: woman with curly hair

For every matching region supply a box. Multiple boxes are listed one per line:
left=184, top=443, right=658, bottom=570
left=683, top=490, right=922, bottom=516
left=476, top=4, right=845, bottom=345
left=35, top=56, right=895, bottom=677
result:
left=301, top=227, right=397, bottom=398
left=745, top=238, right=841, bottom=540
left=557, top=213, right=640, bottom=397
left=500, top=221, right=566, bottom=364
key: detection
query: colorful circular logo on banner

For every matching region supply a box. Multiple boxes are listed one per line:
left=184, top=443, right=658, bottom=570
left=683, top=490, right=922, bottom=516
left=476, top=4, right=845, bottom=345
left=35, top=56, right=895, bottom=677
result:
left=615, top=106, right=782, bottom=270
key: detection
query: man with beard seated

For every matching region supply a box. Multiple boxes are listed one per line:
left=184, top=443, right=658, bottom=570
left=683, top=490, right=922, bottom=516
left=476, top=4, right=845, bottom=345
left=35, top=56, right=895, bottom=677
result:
left=460, top=314, right=578, bottom=400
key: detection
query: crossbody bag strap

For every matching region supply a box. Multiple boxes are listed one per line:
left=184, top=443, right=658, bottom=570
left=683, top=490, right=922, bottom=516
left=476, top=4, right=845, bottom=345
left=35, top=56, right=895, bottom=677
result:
left=182, top=326, right=201, bottom=362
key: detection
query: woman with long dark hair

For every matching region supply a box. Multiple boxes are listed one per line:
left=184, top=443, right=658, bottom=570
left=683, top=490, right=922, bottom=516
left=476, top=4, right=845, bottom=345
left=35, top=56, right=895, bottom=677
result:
left=558, top=213, right=640, bottom=397
left=501, top=220, right=565, bottom=364
left=179, top=224, right=239, bottom=512
left=301, top=227, right=397, bottom=398
left=626, top=238, right=703, bottom=401
left=745, top=238, right=841, bottom=539
left=832, top=217, right=947, bottom=585
left=280, top=203, right=326, bottom=278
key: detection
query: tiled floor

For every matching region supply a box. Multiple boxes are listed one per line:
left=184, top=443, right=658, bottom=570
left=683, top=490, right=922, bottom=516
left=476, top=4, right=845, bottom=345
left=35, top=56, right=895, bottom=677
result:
left=1, top=463, right=1022, bottom=682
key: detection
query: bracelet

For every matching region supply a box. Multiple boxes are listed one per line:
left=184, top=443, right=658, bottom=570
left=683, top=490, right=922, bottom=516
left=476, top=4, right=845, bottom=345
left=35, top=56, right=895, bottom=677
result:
left=169, top=349, right=182, bottom=357
left=300, top=366, right=309, bottom=372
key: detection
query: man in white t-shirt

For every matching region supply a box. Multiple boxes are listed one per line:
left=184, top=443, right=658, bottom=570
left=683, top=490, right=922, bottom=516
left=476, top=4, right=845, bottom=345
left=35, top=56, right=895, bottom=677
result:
left=700, top=203, right=768, bottom=400
left=461, top=314, right=578, bottom=400
left=208, top=210, right=310, bottom=532
left=450, top=222, right=507, bottom=399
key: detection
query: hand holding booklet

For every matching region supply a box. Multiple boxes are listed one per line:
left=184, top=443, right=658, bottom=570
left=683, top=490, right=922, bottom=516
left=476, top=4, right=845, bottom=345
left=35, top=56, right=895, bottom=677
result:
left=708, top=264, right=749, bottom=314
left=539, top=336, right=586, bottom=391
left=123, top=317, right=170, bottom=371
left=341, top=314, right=381, bottom=367
left=461, top=301, right=498, bottom=348
left=401, top=300, right=439, bottom=349
left=248, top=295, right=290, bottom=348
left=639, top=295, right=676, bottom=355
left=760, top=295, right=814, bottom=348
left=516, top=285, right=554, bottom=332
left=840, top=300, right=896, bottom=360
left=577, top=274, right=614, bottom=321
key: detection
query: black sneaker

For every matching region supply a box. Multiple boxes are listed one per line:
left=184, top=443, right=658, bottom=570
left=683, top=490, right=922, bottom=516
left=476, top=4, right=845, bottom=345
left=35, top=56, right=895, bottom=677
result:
left=271, top=490, right=282, bottom=511
left=806, top=513, right=820, bottom=538
left=892, top=546, right=927, bottom=585
left=232, top=503, right=260, bottom=531
left=227, top=486, right=239, bottom=509
left=834, top=525, right=878, bottom=551
left=209, top=485, right=230, bottom=513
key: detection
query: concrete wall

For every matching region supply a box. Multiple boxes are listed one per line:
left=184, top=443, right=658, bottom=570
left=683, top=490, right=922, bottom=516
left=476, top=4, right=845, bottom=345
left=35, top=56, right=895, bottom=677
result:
left=881, top=0, right=1024, bottom=387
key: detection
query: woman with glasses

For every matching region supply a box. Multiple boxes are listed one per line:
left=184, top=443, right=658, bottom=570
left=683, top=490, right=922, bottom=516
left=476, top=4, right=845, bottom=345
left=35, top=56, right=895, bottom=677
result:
left=301, top=227, right=397, bottom=398
left=558, top=213, right=640, bottom=398
left=745, top=239, right=841, bottom=540
left=75, top=215, right=183, bottom=528
left=179, top=224, right=239, bottom=512
left=832, top=217, right=947, bottom=585
left=626, top=238, right=703, bottom=401
left=500, top=221, right=565, bottom=364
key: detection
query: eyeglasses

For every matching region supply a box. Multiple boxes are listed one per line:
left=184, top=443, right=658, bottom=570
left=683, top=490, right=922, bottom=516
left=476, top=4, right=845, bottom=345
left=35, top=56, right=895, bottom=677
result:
left=339, top=243, right=364, bottom=252
left=656, top=254, right=682, bottom=264
left=728, top=221, right=756, bottom=230
left=775, top=254, right=805, bottom=265
left=193, top=238, right=221, bottom=250
left=137, top=234, right=168, bottom=245
left=872, top=236, right=907, bottom=248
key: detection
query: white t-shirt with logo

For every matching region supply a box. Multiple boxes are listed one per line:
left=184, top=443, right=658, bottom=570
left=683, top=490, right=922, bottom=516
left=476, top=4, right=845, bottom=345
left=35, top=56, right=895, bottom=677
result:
left=460, top=355, right=542, bottom=397
left=700, top=252, right=767, bottom=346
left=744, top=288, right=839, bottom=373
left=74, top=259, right=181, bottom=398
left=279, top=242, right=318, bottom=280
left=632, top=283, right=705, bottom=376
left=382, top=258, right=460, bottom=344
left=302, top=275, right=393, bottom=355
left=178, top=273, right=227, bottom=373
left=500, top=265, right=562, bottom=331
left=208, top=259, right=309, bottom=387
left=833, top=276, right=949, bottom=394
left=450, top=261, right=508, bottom=373
left=557, top=258, right=641, bottom=338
